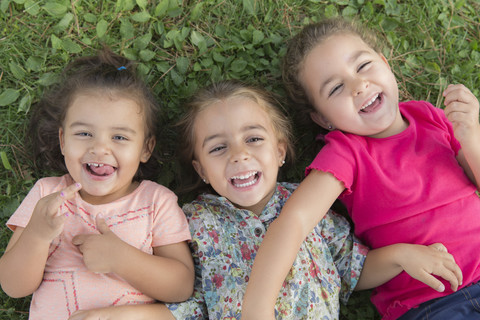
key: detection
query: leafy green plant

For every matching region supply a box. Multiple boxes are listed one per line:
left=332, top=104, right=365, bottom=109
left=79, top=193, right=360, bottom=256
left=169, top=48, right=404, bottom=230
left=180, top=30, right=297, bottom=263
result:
left=1, top=0, right=479, bottom=318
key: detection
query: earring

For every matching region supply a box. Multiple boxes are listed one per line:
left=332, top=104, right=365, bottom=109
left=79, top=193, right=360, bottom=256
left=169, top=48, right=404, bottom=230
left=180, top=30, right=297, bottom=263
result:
left=328, top=124, right=333, bottom=130
left=202, top=178, right=208, bottom=184
left=282, top=160, right=285, bottom=165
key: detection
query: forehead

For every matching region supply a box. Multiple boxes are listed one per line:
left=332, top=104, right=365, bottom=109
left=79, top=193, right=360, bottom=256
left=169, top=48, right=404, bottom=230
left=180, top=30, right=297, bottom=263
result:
left=193, top=97, right=274, bottom=138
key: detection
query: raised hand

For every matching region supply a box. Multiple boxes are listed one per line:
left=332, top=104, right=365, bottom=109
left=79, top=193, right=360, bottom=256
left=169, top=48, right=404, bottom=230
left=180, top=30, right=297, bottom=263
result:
left=443, top=84, right=480, bottom=146
left=399, top=243, right=463, bottom=292
left=26, top=182, right=82, bottom=242
left=72, top=214, right=126, bottom=274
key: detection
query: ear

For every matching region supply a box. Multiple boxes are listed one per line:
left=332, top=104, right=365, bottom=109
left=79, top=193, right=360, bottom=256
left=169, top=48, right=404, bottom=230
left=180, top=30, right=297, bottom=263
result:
left=192, top=159, right=208, bottom=184
left=140, top=137, right=156, bottom=163
left=310, top=111, right=331, bottom=130
left=380, top=54, right=391, bottom=69
left=59, top=127, right=65, bottom=155
left=277, top=141, right=287, bottom=167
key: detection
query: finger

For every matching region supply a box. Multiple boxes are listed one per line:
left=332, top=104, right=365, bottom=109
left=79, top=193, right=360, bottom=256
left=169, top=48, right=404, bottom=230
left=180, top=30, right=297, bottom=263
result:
left=429, top=243, right=447, bottom=253
left=72, top=234, right=86, bottom=246
left=432, top=267, right=459, bottom=292
left=95, top=214, right=110, bottom=234
left=48, top=183, right=82, bottom=216
left=416, top=271, right=445, bottom=292
left=444, top=87, right=475, bottom=107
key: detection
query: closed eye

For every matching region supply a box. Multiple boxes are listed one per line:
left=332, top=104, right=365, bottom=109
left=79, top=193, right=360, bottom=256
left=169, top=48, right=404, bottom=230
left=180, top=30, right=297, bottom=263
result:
left=247, top=137, right=264, bottom=143
left=358, top=61, right=371, bottom=72
left=329, top=84, right=343, bottom=97
left=208, top=145, right=226, bottom=154
left=113, top=135, right=128, bottom=141
left=75, top=132, right=92, bottom=137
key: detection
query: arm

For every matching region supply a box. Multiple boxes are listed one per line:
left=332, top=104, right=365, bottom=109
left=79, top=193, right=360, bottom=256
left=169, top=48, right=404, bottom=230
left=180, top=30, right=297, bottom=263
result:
left=443, top=84, right=480, bottom=188
left=356, top=243, right=463, bottom=292
left=72, top=215, right=195, bottom=302
left=68, top=303, right=175, bottom=320
left=0, top=183, right=81, bottom=297
left=241, top=170, right=344, bottom=319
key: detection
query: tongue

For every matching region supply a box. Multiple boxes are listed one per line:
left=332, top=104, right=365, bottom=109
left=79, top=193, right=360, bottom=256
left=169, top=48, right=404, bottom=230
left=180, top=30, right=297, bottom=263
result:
left=232, top=175, right=256, bottom=185
left=90, top=165, right=115, bottom=176
left=362, top=97, right=380, bottom=113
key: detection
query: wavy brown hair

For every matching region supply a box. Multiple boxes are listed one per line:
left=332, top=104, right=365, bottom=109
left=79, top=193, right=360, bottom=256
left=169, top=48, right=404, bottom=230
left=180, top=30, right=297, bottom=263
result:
left=176, top=79, right=295, bottom=195
left=27, top=47, right=160, bottom=181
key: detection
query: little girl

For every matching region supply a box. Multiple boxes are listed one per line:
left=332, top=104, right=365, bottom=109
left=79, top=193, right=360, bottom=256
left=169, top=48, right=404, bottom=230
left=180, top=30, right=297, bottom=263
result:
left=242, top=18, right=480, bottom=319
left=71, top=80, right=462, bottom=320
left=0, top=48, right=194, bottom=319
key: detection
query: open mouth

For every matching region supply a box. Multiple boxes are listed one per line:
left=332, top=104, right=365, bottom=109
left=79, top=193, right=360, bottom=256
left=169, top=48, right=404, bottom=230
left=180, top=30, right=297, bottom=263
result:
left=84, top=163, right=116, bottom=176
left=360, top=93, right=382, bottom=113
left=230, top=171, right=260, bottom=188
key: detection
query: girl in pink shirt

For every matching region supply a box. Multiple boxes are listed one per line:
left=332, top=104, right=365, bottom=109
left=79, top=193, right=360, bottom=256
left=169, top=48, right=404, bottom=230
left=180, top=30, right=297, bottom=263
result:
left=242, top=18, right=480, bottom=320
left=0, top=48, right=194, bottom=320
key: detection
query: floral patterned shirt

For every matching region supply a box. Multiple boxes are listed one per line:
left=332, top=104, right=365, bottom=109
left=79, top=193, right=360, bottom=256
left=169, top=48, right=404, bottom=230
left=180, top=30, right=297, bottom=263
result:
left=167, top=182, right=368, bottom=319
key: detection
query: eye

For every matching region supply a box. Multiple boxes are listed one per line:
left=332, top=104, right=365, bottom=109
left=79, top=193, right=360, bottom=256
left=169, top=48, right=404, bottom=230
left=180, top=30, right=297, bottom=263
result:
left=247, top=136, right=264, bottom=143
left=113, top=135, right=128, bottom=141
left=75, top=132, right=92, bottom=137
left=358, top=61, right=371, bottom=72
left=328, top=83, right=343, bottom=97
left=208, top=145, right=226, bottom=154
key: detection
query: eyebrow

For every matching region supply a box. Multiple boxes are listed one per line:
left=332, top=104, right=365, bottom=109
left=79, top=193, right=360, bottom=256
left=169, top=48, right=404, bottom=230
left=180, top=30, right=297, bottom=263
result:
left=69, top=121, right=137, bottom=134
left=201, top=124, right=267, bottom=148
left=319, top=49, right=371, bottom=94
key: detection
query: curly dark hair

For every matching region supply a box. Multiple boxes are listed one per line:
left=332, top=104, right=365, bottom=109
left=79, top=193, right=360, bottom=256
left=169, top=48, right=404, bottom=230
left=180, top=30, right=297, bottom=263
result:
left=176, top=79, right=295, bottom=195
left=27, top=47, right=161, bottom=181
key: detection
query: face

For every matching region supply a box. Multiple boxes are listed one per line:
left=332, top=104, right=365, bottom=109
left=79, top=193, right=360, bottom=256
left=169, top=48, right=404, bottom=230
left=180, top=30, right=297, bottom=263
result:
left=59, top=91, right=153, bottom=205
left=301, top=33, right=407, bottom=138
left=192, top=97, right=286, bottom=216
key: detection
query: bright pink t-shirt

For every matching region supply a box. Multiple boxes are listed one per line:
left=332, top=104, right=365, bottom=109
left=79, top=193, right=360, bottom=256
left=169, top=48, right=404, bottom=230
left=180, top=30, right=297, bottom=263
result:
left=307, top=101, right=480, bottom=319
left=7, top=175, right=191, bottom=320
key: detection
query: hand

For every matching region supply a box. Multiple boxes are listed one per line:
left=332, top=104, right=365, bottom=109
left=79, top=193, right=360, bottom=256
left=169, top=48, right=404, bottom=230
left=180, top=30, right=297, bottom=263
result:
left=72, top=214, right=126, bottom=274
left=69, top=306, right=129, bottom=320
left=25, top=183, right=82, bottom=242
left=443, top=84, right=480, bottom=146
left=399, top=243, right=463, bottom=292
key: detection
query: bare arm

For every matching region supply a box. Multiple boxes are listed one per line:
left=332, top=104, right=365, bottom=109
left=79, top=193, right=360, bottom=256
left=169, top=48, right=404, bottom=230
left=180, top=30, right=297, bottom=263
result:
left=68, top=303, right=176, bottom=320
left=72, top=215, right=195, bottom=302
left=443, top=84, right=480, bottom=188
left=0, top=183, right=81, bottom=297
left=356, top=243, right=462, bottom=292
left=241, top=170, right=344, bottom=319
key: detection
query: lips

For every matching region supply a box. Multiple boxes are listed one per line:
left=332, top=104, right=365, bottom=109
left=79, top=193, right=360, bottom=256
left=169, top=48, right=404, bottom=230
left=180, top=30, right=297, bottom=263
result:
left=85, top=163, right=116, bottom=176
left=230, top=171, right=260, bottom=188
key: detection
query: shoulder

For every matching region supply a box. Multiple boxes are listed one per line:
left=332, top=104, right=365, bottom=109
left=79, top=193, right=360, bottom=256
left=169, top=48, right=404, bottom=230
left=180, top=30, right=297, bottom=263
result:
left=135, top=180, right=179, bottom=199
left=400, top=100, right=443, bottom=118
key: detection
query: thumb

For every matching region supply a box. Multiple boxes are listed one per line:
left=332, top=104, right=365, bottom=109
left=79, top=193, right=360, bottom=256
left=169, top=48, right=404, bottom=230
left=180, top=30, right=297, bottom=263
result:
left=72, top=234, right=85, bottom=246
left=96, top=214, right=110, bottom=234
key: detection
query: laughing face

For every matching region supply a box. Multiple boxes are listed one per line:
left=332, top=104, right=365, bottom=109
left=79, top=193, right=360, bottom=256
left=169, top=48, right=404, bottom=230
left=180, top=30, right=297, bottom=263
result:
left=59, top=91, right=153, bottom=205
left=301, top=33, right=408, bottom=138
left=192, top=97, right=286, bottom=215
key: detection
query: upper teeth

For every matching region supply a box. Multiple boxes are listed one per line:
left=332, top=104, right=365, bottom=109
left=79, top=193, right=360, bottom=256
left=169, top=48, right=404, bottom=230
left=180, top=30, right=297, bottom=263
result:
left=360, top=94, right=379, bottom=110
left=231, top=171, right=257, bottom=180
left=88, top=163, right=104, bottom=167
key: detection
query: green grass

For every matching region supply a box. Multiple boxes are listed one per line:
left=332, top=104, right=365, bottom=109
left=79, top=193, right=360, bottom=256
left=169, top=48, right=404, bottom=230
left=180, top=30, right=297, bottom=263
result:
left=1, top=0, right=479, bottom=318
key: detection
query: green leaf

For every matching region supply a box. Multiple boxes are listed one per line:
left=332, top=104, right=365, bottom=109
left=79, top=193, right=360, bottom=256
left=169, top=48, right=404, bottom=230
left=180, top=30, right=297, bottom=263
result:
left=131, top=11, right=151, bottom=23
left=50, top=34, right=62, bottom=49
left=62, top=39, right=82, bottom=53
left=190, top=2, right=204, bottom=21
left=139, top=49, right=155, bottom=62
left=191, top=30, right=206, bottom=52
left=42, top=2, right=67, bottom=17
left=26, top=56, right=43, bottom=71
left=54, top=12, right=73, bottom=32
left=37, top=73, right=58, bottom=86
left=230, top=59, right=248, bottom=73
left=0, top=151, right=13, bottom=171
left=242, top=0, right=258, bottom=16
left=9, top=62, right=26, bottom=80
left=116, top=0, right=135, bottom=11
left=18, top=95, right=32, bottom=113
left=96, top=19, right=109, bottom=38
left=252, top=30, right=264, bottom=45
left=24, top=0, right=40, bottom=15
left=0, top=89, right=20, bottom=107
left=120, top=19, right=134, bottom=40
left=136, top=0, right=147, bottom=10
left=176, top=56, right=189, bottom=74
left=134, top=32, right=152, bottom=50
left=154, top=0, right=169, bottom=17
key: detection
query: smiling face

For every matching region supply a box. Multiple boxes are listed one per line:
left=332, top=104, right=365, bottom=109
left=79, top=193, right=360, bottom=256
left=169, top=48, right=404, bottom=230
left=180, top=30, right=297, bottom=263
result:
left=192, top=97, right=286, bottom=215
left=301, top=33, right=407, bottom=138
left=59, top=91, right=153, bottom=204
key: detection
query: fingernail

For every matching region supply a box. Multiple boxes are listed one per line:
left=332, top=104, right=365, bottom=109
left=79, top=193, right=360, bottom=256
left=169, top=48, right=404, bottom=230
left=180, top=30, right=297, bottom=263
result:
left=437, top=284, right=445, bottom=292
left=60, top=191, right=65, bottom=198
left=75, top=182, right=81, bottom=189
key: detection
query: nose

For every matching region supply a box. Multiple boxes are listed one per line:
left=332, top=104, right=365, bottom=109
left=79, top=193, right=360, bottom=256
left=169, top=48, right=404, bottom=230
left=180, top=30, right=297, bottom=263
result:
left=352, top=78, right=369, bottom=96
left=89, top=136, right=111, bottom=155
left=230, top=143, right=250, bottom=163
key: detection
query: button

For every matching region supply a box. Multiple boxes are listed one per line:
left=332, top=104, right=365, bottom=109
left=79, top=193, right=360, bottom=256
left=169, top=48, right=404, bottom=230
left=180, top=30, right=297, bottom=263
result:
left=254, top=227, right=263, bottom=236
